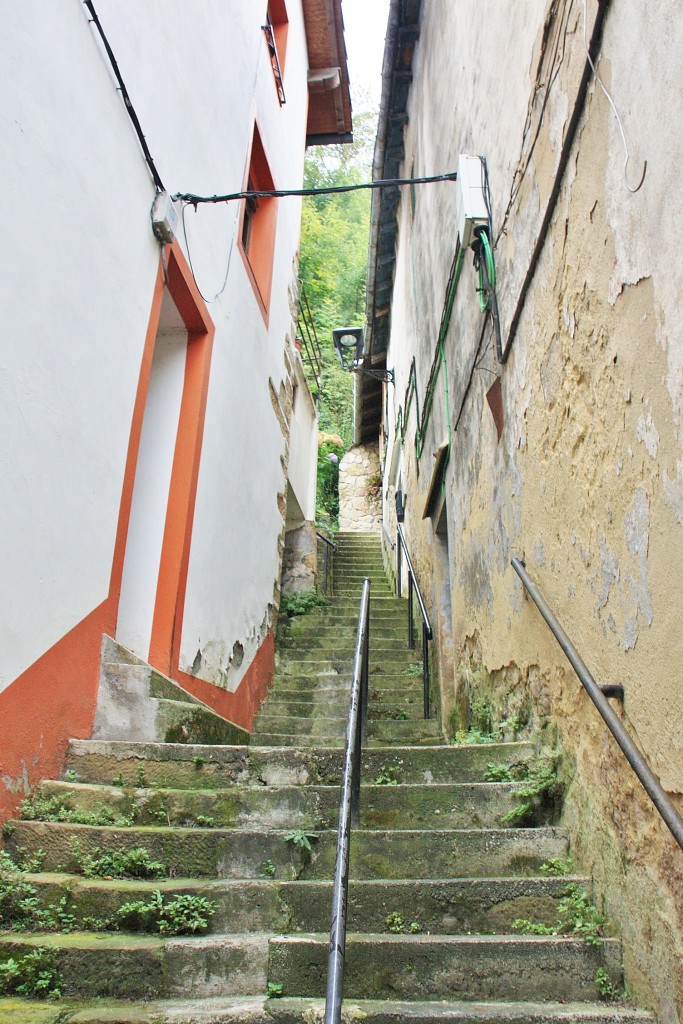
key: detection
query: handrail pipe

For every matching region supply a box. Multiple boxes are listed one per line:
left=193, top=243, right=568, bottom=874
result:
left=316, top=531, right=337, bottom=598
left=512, top=558, right=683, bottom=852
left=324, top=578, right=370, bottom=1024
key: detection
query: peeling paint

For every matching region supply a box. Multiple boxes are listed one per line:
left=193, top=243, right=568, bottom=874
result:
left=636, top=412, right=660, bottom=458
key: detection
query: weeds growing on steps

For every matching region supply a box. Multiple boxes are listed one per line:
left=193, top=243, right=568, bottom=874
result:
left=280, top=590, right=330, bottom=617
left=70, top=842, right=167, bottom=879
left=0, top=947, right=61, bottom=999
left=513, top=882, right=607, bottom=946
left=117, top=890, right=216, bottom=935
left=499, top=755, right=563, bottom=827
left=19, top=793, right=135, bottom=828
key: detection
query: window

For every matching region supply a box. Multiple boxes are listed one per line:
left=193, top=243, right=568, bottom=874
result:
left=264, top=0, right=288, bottom=104
left=238, top=124, right=277, bottom=319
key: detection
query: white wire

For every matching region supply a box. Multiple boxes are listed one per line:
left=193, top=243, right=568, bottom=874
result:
left=581, top=0, right=646, bottom=193
left=180, top=27, right=264, bottom=302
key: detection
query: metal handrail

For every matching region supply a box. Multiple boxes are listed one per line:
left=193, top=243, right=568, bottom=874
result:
left=316, top=531, right=337, bottom=598
left=512, top=558, right=683, bottom=852
left=396, top=523, right=433, bottom=719
left=324, top=578, right=370, bottom=1024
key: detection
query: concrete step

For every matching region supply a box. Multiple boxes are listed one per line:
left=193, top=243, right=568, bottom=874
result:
left=256, top=698, right=427, bottom=721
left=4, top=822, right=570, bottom=880
left=0, top=931, right=269, bottom=999
left=0, top=995, right=652, bottom=1024
left=252, top=716, right=441, bottom=745
left=274, top=653, right=423, bottom=675
left=65, top=741, right=534, bottom=788
left=34, top=779, right=536, bottom=831
left=268, top=933, right=623, bottom=1002
left=19, top=873, right=585, bottom=936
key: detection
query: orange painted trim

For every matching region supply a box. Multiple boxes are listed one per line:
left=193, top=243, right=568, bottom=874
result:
left=147, top=243, right=215, bottom=676
left=109, top=264, right=166, bottom=611
left=0, top=601, right=111, bottom=821
left=237, top=120, right=277, bottom=324
left=175, top=629, right=276, bottom=731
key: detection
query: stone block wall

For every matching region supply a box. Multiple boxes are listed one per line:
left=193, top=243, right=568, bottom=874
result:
left=281, top=521, right=317, bottom=595
left=339, top=443, right=382, bottom=532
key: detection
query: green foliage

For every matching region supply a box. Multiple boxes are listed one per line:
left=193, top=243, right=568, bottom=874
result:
left=64, top=769, right=77, bottom=782
left=453, top=729, right=497, bottom=746
left=595, top=967, right=620, bottom=1001
left=540, top=857, right=572, bottom=877
left=298, top=107, right=377, bottom=447
left=393, top=708, right=409, bottom=721
left=316, top=438, right=345, bottom=526
left=0, top=851, right=39, bottom=930
left=403, top=663, right=423, bottom=677
left=267, top=982, right=284, bottom=998
left=501, top=756, right=562, bottom=826
left=194, top=815, right=216, bottom=828
left=0, top=947, right=61, bottom=999
left=135, top=766, right=147, bottom=788
left=557, top=883, right=605, bottom=945
left=280, top=590, right=329, bottom=618
left=512, top=883, right=606, bottom=947
left=385, top=912, right=404, bottom=933
left=112, top=773, right=125, bottom=787
left=260, top=859, right=276, bottom=877
left=117, top=890, right=216, bottom=936
left=1, top=823, right=15, bottom=840
left=192, top=756, right=205, bottom=768
left=484, top=762, right=514, bottom=782
left=72, top=844, right=167, bottom=880
left=20, top=793, right=134, bottom=829
left=407, top=921, right=422, bottom=934
left=284, top=829, right=319, bottom=853
left=374, top=765, right=399, bottom=786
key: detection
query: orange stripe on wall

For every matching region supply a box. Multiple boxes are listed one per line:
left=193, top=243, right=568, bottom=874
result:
left=0, top=601, right=111, bottom=820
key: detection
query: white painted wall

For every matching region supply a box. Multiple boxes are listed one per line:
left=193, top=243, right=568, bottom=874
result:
left=287, top=357, right=319, bottom=524
left=0, top=0, right=317, bottom=696
left=116, top=294, right=187, bottom=657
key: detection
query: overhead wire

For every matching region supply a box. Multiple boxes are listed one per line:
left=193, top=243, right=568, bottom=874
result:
left=580, top=0, right=646, bottom=192
left=82, top=0, right=165, bottom=193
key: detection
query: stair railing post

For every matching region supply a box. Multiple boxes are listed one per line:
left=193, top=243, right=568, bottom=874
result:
left=408, top=574, right=415, bottom=649
left=422, top=623, right=430, bottom=720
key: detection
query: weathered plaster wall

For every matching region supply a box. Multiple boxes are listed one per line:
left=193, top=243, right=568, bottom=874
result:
left=339, top=443, right=382, bottom=532
left=382, top=0, right=683, bottom=1015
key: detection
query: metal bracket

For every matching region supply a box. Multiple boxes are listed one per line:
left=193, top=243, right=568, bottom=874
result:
left=599, top=685, right=624, bottom=700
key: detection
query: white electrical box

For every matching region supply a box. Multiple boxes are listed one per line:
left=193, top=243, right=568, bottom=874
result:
left=151, top=191, right=178, bottom=244
left=455, top=154, right=489, bottom=249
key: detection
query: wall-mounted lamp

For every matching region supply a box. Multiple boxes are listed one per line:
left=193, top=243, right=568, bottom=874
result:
left=332, top=327, right=395, bottom=384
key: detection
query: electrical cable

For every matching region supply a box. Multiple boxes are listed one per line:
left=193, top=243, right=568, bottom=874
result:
left=82, top=0, right=165, bottom=193
left=580, top=0, right=646, bottom=193
left=173, top=172, right=459, bottom=206
left=500, top=0, right=613, bottom=364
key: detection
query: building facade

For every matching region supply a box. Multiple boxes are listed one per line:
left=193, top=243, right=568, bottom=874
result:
left=362, top=0, right=683, bottom=1016
left=0, top=1, right=350, bottom=815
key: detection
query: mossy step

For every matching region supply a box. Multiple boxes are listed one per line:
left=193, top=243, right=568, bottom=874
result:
left=268, top=933, right=622, bottom=1002
left=21, top=873, right=584, bottom=936
left=152, top=700, right=249, bottom=746
left=4, top=822, right=569, bottom=880
left=262, top=674, right=428, bottom=692
left=277, top=635, right=413, bottom=651
left=0, top=931, right=268, bottom=999
left=252, top=717, right=440, bottom=744
left=278, top=624, right=409, bottom=640
left=275, top=654, right=423, bottom=675
left=66, top=740, right=535, bottom=788
left=33, top=779, right=539, bottom=831
left=256, top=698, right=427, bottom=721
left=0, top=996, right=655, bottom=1024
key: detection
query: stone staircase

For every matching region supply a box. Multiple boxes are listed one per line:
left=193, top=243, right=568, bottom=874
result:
left=0, top=531, right=651, bottom=1023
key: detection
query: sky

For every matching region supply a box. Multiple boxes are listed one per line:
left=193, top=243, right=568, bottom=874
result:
left=341, top=0, right=390, bottom=108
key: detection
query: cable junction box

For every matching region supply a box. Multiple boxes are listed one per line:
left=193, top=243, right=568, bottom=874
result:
left=455, top=154, right=489, bottom=249
left=151, top=191, right=178, bottom=244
